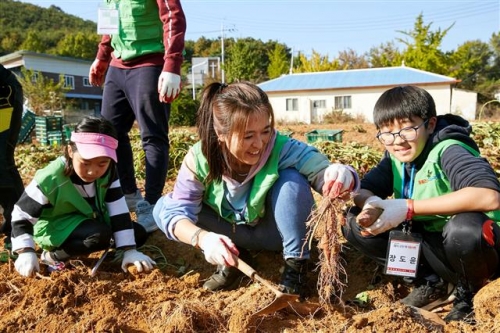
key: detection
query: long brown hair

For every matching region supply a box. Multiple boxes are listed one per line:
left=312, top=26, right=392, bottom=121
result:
left=196, top=82, right=275, bottom=183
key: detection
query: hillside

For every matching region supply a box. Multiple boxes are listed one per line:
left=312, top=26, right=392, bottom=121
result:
left=0, top=0, right=98, bottom=58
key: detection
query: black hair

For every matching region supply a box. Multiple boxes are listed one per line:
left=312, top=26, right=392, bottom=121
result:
left=196, top=81, right=275, bottom=183
left=63, top=116, right=118, bottom=186
left=373, top=86, right=436, bottom=130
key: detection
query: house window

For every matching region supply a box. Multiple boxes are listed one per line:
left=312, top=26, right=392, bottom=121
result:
left=83, top=77, right=91, bottom=87
left=31, top=72, right=39, bottom=83
left=64, top=75, right=75, bottom=89
left=313, top=100, right=326, bottom=108
left=334, top=96, right=352, bottom=109
left=286, top=98, right=298, bottom=111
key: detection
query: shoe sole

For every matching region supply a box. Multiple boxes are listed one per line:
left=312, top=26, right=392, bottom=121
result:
left=421, top=283, right=456, bottom=311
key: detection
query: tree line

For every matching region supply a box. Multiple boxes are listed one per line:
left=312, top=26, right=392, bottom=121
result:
left=2, top=0, right=499, bottom=106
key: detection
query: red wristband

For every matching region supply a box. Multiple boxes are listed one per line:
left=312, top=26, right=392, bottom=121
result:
left=406, top=199, right=414, bottom=220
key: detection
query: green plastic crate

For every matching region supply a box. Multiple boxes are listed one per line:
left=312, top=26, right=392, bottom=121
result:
left=18, top=108, right=36, bottom=144
left=305, top=129, right=343, bottom=143
left=35, top=115, right=63, bottom=132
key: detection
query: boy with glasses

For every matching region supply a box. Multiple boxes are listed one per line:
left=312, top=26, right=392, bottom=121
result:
left=342, top=85, right=500, bottom=323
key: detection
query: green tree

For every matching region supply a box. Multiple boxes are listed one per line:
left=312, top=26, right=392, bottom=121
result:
left=397, top=14, right=452, bottom=74
left=54, top=32, right=101, bottom=60
left=17, top=68, right=69, bottom=115
left=267, top=43, right=290, bottom=79
left=448, top=40, right=492, bottom=91
left=169, top=89, right=199, bottom=126
left=225, top=39, right=259, bottom=83
left=20, top=30, right=45, bottom=53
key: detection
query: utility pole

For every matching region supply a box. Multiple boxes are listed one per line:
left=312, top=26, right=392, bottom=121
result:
left=221, top=22, right=225, bottom=84
left=290, top=46, right=294, bottom=75
left=219, top=22, right=236, bottom=83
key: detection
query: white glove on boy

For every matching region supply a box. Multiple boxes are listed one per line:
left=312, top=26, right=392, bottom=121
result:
left=364, top=199, right=408, bottom=235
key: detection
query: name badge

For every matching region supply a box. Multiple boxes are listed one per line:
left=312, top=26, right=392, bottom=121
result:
left=384, top=230, right=422, bottom=278
left=97, top=5, right=119, bottom=35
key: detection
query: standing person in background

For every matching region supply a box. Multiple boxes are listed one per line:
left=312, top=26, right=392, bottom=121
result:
left=89, top=0, right=187, bottom=233
left=11, top=116, right=156, bottom=277
left=0, top=64, right=24, bottom=251
left=153, top=82, right=359, bottom=298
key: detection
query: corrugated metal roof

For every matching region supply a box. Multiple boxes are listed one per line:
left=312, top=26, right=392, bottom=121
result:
left=258, top=66, right=458, bottom=92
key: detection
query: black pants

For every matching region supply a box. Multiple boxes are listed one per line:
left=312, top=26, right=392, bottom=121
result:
left=0, top=65, right=24, bottom=239
left=53, top=219, right=148, bottom=260
left=342, top=206, right=500, bottom=292
left=101, top=66, right=170, bottom=205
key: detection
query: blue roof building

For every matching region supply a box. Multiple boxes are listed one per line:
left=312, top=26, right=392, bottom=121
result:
left=258, top=66, right=476, bottom=124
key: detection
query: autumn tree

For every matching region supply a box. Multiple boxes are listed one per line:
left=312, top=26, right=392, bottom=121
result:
left=17, top=68, right=69, bottom=115
left=295, top=50, right=339, bottom=73
left=267, top=43, right=290, bottom=79
left=368, top=42, right=402, bottom=68
left=397, top=13, right=452, bottom=74
left=337, top=48, right=369, bottom=69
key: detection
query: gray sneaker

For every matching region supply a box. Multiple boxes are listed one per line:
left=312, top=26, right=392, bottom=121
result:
left=136, top=200, right=158, bottom=233
left=124, top=190, right=143, bottom=212
left=401, top=278, right=455, bottom=310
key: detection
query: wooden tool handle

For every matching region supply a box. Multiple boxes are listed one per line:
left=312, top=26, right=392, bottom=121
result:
left=236, top=257, right=281, bottom=293
left=235, top=256, right=256, bottom=279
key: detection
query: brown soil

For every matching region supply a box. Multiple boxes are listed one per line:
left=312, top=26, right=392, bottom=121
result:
left=1, top=122, right=499, bottom=333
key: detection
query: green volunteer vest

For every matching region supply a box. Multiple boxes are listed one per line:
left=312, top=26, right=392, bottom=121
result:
left=391, top=139, right=500, bottom=232
left=193, top=134, right=289, bottom=225
left=110, top=0, right=164, bottom=61
left=33, top=157, right=111, bottom=250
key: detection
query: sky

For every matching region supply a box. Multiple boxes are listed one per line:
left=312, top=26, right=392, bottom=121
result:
left=18, top=0, right=500, bottom=58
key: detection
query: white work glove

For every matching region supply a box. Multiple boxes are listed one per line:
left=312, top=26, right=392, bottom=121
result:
left=363, top=196, right=383, bottom=208
left=121, top=249, right=156, bottom=273
left=199, top=232, right=237, bottom=266
left=15, top=252, right=40, bottom=277
left=158, top=72, right=181, bottom=103
left=364, top=199, right=408, bottom=235
left=322, top=163, right=356, bottom=198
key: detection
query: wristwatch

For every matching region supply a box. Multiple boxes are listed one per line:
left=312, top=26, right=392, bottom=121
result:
left=190, top=228, right=203, bottom=249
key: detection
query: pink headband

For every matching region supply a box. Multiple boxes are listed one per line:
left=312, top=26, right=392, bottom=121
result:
left=70, top=132, right=118, bottom=162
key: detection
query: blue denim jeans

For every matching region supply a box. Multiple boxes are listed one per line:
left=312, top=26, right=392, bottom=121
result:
left=163, top=168, right=315, bottom=259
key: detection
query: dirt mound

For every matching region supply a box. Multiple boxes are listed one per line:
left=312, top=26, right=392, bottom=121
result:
left=2, top=229, right=499, bottom=332
left=2, top=123, right=500, bottom=332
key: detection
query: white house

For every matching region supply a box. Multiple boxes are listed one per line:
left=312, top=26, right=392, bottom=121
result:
left=258, top=66, right=477, bottom=124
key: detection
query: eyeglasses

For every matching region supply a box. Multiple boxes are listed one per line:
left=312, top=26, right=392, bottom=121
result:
left=376, top=120, right=428, bottom=145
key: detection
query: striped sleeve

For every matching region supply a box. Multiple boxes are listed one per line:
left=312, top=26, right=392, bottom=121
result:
left=11, top=180, right=50, bottom=250
left=104, top=174, right=135, bottom=248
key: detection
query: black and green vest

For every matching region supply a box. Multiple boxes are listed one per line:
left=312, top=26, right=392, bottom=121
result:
left=193, top=134, right=289, bottom=226
left=110, top=0, right=164, bottom=61
left=391, top=139, right=500, bottom=232
left=33, top=157, right=111, bottom=250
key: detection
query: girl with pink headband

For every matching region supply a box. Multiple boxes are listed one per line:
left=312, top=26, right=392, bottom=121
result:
left=10, top=116, right=155, bottom=276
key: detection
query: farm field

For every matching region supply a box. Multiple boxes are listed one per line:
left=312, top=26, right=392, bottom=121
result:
left=1, top=121, right=500, bottom=333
